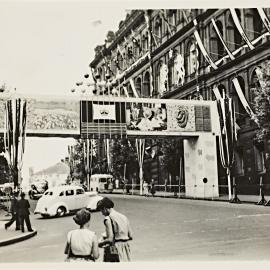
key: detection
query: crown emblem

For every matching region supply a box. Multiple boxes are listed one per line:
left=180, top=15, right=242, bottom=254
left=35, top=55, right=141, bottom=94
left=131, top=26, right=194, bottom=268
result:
left=100, top=109, right=109, bottom=116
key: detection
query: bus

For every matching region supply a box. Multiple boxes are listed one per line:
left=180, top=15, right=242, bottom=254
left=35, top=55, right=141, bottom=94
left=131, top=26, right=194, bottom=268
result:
left=88, top=174, right=114, bottom=193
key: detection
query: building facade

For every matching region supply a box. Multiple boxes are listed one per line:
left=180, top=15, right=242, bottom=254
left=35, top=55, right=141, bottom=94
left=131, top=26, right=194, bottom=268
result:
left=89, top=9, right=270, bottom=195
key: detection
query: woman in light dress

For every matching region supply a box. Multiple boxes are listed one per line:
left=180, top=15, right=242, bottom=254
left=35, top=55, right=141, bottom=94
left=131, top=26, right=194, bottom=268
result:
left=97, top=197, right=133, bottom=262
left=65, top=208, right=99, bottom=262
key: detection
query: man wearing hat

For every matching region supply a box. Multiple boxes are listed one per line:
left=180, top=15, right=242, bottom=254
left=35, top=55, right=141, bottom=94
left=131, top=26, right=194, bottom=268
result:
left=17, top=192, right=33, bottom=232
left=4, top=192, right=20, bottom=230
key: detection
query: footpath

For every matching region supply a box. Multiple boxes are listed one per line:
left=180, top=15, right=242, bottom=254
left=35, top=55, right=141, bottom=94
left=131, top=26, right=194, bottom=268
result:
left=0, top=203, right=37, bottom=247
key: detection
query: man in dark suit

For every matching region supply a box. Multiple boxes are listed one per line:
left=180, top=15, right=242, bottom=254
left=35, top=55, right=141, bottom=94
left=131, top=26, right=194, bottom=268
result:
left=5, top=192, right=20, bottom=230
left=18, top=192, right=33, bottom=232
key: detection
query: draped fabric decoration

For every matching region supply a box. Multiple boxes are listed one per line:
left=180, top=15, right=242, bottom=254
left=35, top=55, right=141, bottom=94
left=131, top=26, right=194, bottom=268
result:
left=229, top=9, right=255, bottom=50
left=143, top=10, right=154, bottom=96
left=105, top=139, right=111, bottom=172
left=216, top=94, right=237, bottom=200
left=122, top=86, right=129, bottom=97
left=257, top=8, right=270, bottom=34
left=4, top=98, right=27, bottom=190
left=82, top=140, right=89, bottom=186
left=130, top=78, right=139, bottom=98
left=144, top=10, right=158, bottom=47
left=174, top=53, right=185, bottom=86
left=68, top=145, right=75, bottom=181
left=232, top=77, right=255, bottom=117
left=159, top=10, right=173, bottom=36
left=193, top=19, right=218, bottom=70
left=212, top=86, right=223, bottom=100
left=136, top=138, right=145, bottom=195
left=211, top=18, right=235, bottom=61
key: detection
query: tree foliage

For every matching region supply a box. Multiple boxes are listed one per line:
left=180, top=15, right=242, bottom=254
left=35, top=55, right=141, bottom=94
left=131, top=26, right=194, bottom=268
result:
left=70, top=139, right=98, bottom=184
left=159, top=138, right=182, bottom=181
left=111, top=139, right=137, bottom=180
left=252, top=61, right=270, bottom=143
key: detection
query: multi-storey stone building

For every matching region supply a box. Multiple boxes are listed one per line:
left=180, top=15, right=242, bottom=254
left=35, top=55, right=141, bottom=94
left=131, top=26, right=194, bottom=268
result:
left=89, top=9, right=270, bottom=195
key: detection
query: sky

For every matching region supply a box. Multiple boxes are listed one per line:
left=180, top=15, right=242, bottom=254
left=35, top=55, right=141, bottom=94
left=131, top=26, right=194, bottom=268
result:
left=0, top=0, right=129, bottom=181
left=0, top=0, right=267, bottom=183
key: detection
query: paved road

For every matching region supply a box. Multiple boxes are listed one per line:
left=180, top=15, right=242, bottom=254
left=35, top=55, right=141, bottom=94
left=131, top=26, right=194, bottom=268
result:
left=1, top=195, right=270, bottom=262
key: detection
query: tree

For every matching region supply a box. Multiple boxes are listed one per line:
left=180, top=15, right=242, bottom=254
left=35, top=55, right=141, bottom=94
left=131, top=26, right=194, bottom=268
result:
left=70, top=139, right=98, bottom=184
left=159, top=138, right=182, bottom=185
left=111, top=139, right=137, bottom=181
left=252, top=61, right=270, bottom=145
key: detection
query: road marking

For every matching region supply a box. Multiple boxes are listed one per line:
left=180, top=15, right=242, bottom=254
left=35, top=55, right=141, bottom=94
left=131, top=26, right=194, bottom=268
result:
left=40, top=244, right=59, bottom=249
left=200, top=230, right=206, bottom=233
left=184, top=219, right=200, bottom=223
left=205, top=218, right=219, bottom=222
left=182, top=231, right=193, bottom=234
left=237, top=214, right=270, bottom=218
left=211, top=229, right=220, bottom=232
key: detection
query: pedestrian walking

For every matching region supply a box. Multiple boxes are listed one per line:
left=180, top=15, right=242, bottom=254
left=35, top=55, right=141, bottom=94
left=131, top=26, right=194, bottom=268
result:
left=97, top=197, right=133, bottom=262
left=150, top=179, right=156, bottom=197
left=64, top=208, right=99, bottom=262
left=4, top=192, right=20, bottom=230
left=17, top=192, right=33, bottom=232
left=143, top=181, right=149, bottom=196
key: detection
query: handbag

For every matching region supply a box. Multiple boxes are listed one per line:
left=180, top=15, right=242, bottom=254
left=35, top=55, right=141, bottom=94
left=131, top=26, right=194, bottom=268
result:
left=104, top=218, right=120, bottom=262
left=64, top=233, right=72, bottom=262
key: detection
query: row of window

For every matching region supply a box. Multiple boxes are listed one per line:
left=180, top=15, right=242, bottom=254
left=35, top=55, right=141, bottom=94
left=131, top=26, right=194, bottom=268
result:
left=94, top=8, right=268, bottom=97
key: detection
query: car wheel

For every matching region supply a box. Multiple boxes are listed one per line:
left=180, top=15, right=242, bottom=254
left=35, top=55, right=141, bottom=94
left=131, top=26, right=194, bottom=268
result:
left=41, top=214, right=48, bottom=218
left=56, top=206, right=66, bottom=217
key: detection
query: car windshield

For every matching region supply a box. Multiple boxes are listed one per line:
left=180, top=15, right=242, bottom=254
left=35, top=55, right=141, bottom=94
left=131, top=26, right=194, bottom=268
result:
left=100, top=178, right=108, bottom=183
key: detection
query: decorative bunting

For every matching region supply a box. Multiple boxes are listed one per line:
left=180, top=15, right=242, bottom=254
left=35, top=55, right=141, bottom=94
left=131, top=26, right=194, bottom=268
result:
left=257, top=8, right=270, bottom=34
left=193, top=19, right=218, bottom=70
left=229, top=9, right=255, bottom=50
left=211, top=18, right=235, bottom=60
left=232, top=77, right=254, bottom=117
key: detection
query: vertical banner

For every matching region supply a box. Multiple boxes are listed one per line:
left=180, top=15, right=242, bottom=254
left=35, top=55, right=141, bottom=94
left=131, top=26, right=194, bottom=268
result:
left=193, top=19, right=218, bottom=70
left=229, top=9, right=255, bottom=50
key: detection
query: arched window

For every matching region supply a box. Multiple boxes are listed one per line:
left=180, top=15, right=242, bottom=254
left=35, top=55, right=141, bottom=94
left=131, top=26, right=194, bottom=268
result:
left=127, top=83, right=134, bottom=97
left=135, top=77, right=142, bottom=97
left=168, top=54, right=176, bottom=89
left=231, top=76, right=247, bottom=123
left=117, top=52, right=123, bottom=70
left=168, top=10, right=177, bottom=34
left=142, top=33, right=149, bottom=52
left=185, top=41, right=197, bottom=76
left=154, top=16, right=162, bottom=45
left=244, top=9, right=264, bottom=41
left=142, top=72, right=151, bottom=97
left=226, top=10, right=242, bottom=52
left=210, top=21, right=225, bottom=62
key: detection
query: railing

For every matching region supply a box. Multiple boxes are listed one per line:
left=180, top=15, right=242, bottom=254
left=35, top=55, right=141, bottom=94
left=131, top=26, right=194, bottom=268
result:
left=111, top=181, right=270, bottom=206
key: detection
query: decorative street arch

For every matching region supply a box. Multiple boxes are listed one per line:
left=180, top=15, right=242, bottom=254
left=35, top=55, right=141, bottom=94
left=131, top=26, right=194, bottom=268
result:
left=0, top=93, right=221, bottom=199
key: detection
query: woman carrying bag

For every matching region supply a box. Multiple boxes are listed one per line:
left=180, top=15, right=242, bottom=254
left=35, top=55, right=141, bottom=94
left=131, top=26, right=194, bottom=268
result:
left=97, top=197, right=133, bottom=262
left=64, top=208, right=99, bottom=262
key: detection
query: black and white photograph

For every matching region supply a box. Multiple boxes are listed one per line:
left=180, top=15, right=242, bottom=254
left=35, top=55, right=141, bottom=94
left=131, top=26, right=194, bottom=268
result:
left=1, top=1, right=270, bottom=269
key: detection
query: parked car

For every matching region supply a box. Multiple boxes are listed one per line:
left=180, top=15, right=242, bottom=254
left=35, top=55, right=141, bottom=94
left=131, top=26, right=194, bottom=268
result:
left=34, top=185, right=103, bottom=218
